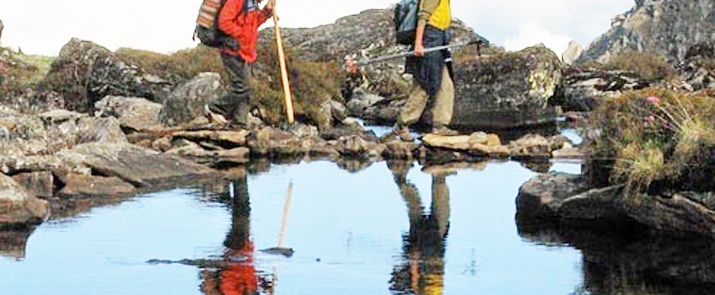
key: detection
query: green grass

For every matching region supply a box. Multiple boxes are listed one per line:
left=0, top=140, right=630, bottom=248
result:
left=587, top=87, right=715, bottom=192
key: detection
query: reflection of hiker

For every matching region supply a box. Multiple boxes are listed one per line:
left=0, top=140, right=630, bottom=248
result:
left=203, top=0, right=275, bottom=128
left=201, top=175, right=261, bottom=295
left=392, top=0, right=457, bottom=141
left=388, top=161, right=450, bottom=295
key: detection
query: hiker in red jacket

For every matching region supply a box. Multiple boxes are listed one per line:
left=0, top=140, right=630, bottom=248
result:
left=204, top=0, right=275, bottom=128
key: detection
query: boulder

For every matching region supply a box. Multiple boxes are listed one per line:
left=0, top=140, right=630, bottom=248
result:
left=58, top=173, right=136, bottom=198
left=42, top=38, right=174, bottom=113
left=11, top=171, right=54, bottom=199
left=0, top=173, right=50, bottom=227
left=160, top=72, right=223, bottom=126
left=95, top=95, right=165, bottom=131
left=451, top=45, right=562, bottom=129
left=58, top=142, right=217, bottom=189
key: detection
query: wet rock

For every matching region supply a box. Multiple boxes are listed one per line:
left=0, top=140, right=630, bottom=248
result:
left=58, top=173, right=136, bottom=198
left=247, top=126, right=310, bottom=157
left=508, top=133, right=572, bottom=159
left=0, top=173, right=50, bottom=227
left=11, top=171, right=54, bottom=199
left=335, top=134, right=383, bottom=158
left=421, top=132, right=508, bottom=156
left=452, top=45, right=562, bottom=129
left=516, top=172, right=622, bottom=221
left=165, top=140, right=250, bottom=165
left=94, top=95, right=165, bottom=131
left=58, top=142, right=217, bottom=188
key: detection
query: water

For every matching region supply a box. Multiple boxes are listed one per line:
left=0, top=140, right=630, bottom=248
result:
left=3, top=129, right=714, bottom=294
left=0, top=158, right=588, bottom=295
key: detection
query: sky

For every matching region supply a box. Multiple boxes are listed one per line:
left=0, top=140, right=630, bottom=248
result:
left=0, top=0, right=635, bottom=57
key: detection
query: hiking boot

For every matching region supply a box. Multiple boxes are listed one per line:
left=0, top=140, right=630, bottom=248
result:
left=204, top=104, right=228, bottom=125
left=392, top=125, right=415, bottom=142
left=431, top=126, right=459, bottom=136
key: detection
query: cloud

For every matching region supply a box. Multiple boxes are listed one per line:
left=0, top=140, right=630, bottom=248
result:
left=503, top=21, right=573, bottom=56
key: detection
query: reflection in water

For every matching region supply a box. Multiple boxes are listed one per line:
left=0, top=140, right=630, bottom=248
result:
left=0, top=226, right=36, bottom=259
left=517, top=215, right=715, bottom=295
left=200, top=172, right=268, bottom=295
left=388, top=160, right=450, bottom=295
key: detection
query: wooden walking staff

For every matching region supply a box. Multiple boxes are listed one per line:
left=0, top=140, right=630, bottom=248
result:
left=271, top=8, right=295, bottom=124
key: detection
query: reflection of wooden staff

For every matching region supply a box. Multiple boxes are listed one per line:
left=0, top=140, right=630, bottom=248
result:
left=278, top=181, right=293, bottom=248
left=268, top=181, right=293, bottom=295
left=272, top=12, right=295, bottom=124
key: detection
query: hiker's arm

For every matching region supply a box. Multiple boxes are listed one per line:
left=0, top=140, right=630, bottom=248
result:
left=414, top=23, right=426, bottom=56
left=415, top=0, right=439, bottom=56
left=218, top=0, right=245, bottom=38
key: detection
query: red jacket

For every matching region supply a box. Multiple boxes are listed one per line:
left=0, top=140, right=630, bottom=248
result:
left=218, top=0, right=272, bottom=63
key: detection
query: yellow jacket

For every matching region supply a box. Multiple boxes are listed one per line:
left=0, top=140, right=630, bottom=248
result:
left=418, top=0, right=451, bottom=30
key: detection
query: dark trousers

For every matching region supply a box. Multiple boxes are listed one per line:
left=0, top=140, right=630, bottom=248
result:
left=405, top=25, right=450, bottom=97
left=208, top=53, right=252, bottom=126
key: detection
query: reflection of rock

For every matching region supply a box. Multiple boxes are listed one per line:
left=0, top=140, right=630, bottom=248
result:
left=0, top=227, right=36, bottom=259
left=518, top=215, right=715, bottom=293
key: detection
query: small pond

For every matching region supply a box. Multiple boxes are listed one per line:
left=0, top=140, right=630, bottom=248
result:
left=2, top=128, right=714, bottom=295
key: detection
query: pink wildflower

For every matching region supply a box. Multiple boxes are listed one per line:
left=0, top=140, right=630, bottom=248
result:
left=646, top=96, right=661, bottom=104
left=645, top=115, right=655, bottom=123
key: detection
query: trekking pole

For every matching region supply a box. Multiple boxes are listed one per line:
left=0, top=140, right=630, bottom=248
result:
left=272, top=11, right=295, bottom=124
left=355, top=40, right=484, bottom=66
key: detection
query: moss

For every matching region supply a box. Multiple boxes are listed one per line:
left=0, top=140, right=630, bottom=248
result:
left=0, top=47, right=54, bottom=98
left=587, top=51, right=676, bottom=82
left=115, top=45, right=223, bottom=83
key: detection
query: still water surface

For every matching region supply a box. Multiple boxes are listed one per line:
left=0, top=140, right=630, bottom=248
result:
left=1, top=157, right=589, bottom=294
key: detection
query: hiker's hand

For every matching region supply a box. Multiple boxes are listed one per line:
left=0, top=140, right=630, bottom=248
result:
left=414, top=44, right=425, bottom=57
left=265, top=0, right=275, bottom=10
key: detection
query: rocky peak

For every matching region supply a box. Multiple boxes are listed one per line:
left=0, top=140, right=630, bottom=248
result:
left=577, top=0, right=715, bottom=66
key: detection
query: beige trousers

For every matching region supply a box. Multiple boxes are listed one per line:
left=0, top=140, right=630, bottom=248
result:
left=398, top=66, right=454, bottom=127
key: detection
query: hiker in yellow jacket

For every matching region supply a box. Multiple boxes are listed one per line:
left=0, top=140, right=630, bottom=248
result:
left=393, top=0, right=457, bottom=141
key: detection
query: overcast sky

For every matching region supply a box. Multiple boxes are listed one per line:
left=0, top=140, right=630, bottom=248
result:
left=0, top=0, right=634, bottom=57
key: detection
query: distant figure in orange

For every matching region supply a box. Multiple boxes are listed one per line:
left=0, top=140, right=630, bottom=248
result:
left=388, top=161, right=450, bottom=295
left=201, top=174, right=264, bottom=295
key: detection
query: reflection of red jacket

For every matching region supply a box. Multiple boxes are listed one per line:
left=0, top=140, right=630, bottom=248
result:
left=218, top=0, right=271, bottom=63
left=219, top=242, right=257, bottom=295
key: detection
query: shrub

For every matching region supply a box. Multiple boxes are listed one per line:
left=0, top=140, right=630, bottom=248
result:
left=600, top=51, right=676, bottom=82
left=587, top=87, right=715, bottom=193
left=115, top=45, right=223, bottom=83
